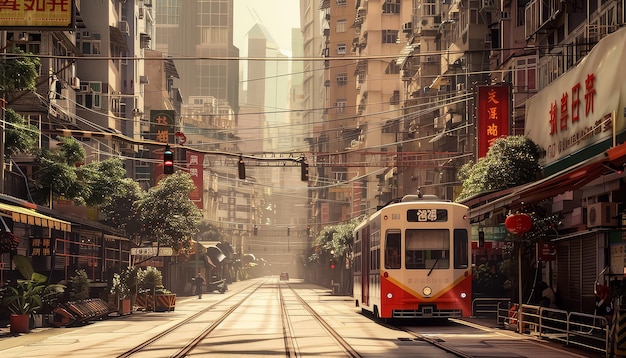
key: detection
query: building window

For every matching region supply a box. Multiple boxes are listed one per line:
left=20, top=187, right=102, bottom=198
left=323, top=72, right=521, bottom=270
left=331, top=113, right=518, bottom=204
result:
left=76, top=81, right=102, bottom=109
left=337, top=43, right=346, bottom=55
left=382, top=30, right=398, bottom=44
left=423, top=0, right=436, bottom=16
left=382, top=0, right=400, bottom=14
left=336, top=0, right=346, bottom=6
left=514, top=56, right=537, bottom=91
left=336, top=19, right=346, bottom=33
left=77, top=31, right=101, bottom=55
left=335, top=99, right=347, bottom=113
left=336, top=72, right=348, bottom=85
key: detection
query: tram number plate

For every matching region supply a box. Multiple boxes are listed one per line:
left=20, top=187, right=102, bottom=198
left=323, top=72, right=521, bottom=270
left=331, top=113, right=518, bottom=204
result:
left=407, top=209, right=448, bottom=222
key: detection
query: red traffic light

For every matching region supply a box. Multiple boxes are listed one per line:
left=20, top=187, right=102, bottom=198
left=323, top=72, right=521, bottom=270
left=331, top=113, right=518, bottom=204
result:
left=330, top=259, right=335, bottom=269
left=163, top=145, right=174, bottom=174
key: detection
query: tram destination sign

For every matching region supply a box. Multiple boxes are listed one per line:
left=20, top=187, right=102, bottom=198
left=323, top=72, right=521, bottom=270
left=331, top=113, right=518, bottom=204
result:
left=406, top=209, right=448, bottom=222
left=130, top=247, right=174, bottom=256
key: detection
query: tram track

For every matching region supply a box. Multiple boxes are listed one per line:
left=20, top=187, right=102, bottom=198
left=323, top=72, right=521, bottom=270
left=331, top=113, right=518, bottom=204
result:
left=281, top=281, right=362, bottom=358
left=394, top=325, right=473, bottom=358
left=116, top=279, right=268, bottom=358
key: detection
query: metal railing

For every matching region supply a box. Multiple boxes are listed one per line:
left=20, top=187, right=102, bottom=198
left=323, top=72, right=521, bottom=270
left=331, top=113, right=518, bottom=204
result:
left=479, top=300, right=611, bottom=355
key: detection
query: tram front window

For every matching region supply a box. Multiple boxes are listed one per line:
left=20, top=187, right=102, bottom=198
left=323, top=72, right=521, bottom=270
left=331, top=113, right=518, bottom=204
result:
left=405, top=229, right=450, bottom=270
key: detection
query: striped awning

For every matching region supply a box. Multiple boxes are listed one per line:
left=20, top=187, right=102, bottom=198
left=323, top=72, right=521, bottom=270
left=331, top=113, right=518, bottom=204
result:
left=0, top=202, right=72, bottom=232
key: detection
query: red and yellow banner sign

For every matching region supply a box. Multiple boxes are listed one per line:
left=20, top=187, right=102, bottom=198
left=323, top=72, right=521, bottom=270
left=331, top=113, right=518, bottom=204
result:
left=187, top=152, right=204, bottom=209
left=0, top=0, right=74, bottom=28
left=476, top=85, right=510, bottom=158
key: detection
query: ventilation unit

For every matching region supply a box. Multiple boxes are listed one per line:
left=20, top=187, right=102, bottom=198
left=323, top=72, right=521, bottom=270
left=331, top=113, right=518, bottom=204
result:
left=587, top=202, right=618, bottom=228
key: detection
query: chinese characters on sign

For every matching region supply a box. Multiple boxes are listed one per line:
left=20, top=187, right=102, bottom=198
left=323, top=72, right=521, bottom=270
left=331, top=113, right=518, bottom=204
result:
left=545, top=72, right=610, bottom=161
left=0, top=0, right=74, bottom=28
left=187, top=152, right=204, bottom=209
left=150, top=110, right=175, bottom=144
left=477, top=85, right=510, bottom=158
left=30, top=237, right=53, bottom=256
left=406, top=209, right=448, bottom=222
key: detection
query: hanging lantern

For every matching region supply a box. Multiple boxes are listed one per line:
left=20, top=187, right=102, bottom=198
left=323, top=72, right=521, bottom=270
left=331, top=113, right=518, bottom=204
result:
left=504, top=214, right=533, bottom=235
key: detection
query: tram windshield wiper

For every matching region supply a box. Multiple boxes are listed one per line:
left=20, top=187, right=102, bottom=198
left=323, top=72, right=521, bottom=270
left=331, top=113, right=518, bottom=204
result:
left=427, top=258, right=439, bottom=276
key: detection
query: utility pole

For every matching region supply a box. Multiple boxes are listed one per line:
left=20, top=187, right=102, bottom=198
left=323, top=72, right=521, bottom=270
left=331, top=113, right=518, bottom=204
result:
left=0, top=31, right=6, bottom=194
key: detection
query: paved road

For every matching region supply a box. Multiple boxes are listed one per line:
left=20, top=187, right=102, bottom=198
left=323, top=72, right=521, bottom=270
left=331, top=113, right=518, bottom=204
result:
left=0, top=278, right=603, bottom=357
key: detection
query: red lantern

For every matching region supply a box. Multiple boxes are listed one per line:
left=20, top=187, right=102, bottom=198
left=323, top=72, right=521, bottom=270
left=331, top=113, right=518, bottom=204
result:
left=504, top=214, right=533, bottom=235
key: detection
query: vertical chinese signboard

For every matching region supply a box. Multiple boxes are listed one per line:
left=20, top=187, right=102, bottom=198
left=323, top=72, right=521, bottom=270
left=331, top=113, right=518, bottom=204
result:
left=187, top=152, right=204, bottom=209
left=476, top=85, right=511, bottom=158
left=30, top=237, right=53, bottom=257
left=0, top=0, right=75, bottom=29
left=150, top=110, right=176, bottom=144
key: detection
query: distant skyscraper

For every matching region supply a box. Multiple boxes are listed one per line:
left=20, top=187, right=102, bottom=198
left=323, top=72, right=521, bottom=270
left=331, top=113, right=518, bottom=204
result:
left=154, top=0, right=239, bottom=112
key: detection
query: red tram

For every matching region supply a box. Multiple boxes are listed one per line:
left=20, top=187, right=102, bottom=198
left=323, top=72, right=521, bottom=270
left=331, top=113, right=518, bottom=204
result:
left=353, top=194, right=472, bottom=319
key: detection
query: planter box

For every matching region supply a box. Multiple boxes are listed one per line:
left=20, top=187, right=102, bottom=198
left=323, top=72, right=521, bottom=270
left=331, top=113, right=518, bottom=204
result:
left=155, top=293, right=176, bottom=312
left=135, top=293, right=176, bottom=312
left=119, top=298, right=132, bottom=315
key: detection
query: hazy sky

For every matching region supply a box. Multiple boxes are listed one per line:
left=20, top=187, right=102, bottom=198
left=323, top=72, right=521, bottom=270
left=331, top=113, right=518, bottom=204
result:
left=233, top=0, right=301, bottom=54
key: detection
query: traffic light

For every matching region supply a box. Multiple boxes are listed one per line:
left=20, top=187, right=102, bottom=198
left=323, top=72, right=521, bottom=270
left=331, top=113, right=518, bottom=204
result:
left=300, top=161, right=309, bottom=181
left=287, top=227, right=290, bottom=236
left=238, top=156, right=246, bottom=180
left=329, top=259, right=335, bottom=269
left=163, top=145, right=174, bottom=174
left=253, top=225, right=258, bottom=236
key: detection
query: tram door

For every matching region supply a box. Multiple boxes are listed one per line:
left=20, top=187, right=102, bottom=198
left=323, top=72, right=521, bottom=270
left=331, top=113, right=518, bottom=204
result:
left=361, top=225, right=370, bottom=306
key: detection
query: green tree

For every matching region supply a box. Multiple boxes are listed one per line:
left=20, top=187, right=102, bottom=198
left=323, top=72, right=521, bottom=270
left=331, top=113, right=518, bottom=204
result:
left=100, top=178, right=145, bottom=236
left=311, top=216, right=363, bottom=291
left=456, top=136, right=543, bottom=201
left=4, top=108, right=39, bottom=159
left=1, top=48, right=41, bottom=167
left=133, top=171, right=202, bottom=250
left=0, top=48, right=40, bottom=95
left=79, top=158, right=127, bottom=206
left=34, top=137, right=127, bottom=206
left=196, top=220, right=224, bottom=242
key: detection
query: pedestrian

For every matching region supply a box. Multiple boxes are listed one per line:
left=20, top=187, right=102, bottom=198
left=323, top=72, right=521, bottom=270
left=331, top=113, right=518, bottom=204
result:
left=194, top=272, right=205, bottom=299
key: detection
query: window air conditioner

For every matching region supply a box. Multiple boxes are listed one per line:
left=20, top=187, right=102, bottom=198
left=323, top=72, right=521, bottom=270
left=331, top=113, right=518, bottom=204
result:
left=586, top=202, right=617, bottom=228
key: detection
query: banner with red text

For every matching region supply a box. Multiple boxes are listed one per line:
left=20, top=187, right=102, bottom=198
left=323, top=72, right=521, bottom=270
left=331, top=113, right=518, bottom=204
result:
left=525, top=27, right=626, bottom=168
left=187, top=152, right=204, bottom=209
left=477, top=85, right=511, bottom=158
left=0, top=0, right=74, bottom=28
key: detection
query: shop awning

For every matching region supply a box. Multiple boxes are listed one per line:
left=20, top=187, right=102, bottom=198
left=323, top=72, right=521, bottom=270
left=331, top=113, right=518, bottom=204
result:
left=0, top=202, right=72, bottom=232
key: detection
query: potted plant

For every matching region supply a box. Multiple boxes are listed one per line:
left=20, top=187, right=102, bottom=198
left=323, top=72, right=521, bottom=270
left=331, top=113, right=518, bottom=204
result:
left=0, top=255, right=65, bottom=333
left=134, top=267, right=175, bottom=312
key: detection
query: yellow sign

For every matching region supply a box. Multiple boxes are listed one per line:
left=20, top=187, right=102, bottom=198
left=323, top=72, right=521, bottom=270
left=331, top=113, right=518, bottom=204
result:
left=0, top=0, right=74, bottom=28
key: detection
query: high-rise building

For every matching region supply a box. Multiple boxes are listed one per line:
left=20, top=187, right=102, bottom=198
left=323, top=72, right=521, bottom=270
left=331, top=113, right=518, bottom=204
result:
left=154, top=0, right=239, bottom=112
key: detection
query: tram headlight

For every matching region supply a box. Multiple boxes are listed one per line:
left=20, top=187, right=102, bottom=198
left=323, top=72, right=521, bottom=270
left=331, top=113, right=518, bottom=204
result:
left=387, top=292, right=393, bottom=299
left=460, top=292, right=467, bottom=299
left=422, top=286, right=432, bottom=296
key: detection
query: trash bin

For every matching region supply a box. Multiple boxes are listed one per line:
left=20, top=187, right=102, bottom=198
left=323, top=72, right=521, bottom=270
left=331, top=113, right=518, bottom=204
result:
left=332, top=283, right=340, bottom=295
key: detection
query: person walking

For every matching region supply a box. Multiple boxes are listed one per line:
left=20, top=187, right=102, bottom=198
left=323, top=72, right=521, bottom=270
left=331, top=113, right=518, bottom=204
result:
left=194, top=272, right=205, bottom=299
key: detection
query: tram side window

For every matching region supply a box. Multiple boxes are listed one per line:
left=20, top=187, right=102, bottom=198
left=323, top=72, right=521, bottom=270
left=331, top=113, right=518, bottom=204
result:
left=405, top=229, right=450, bottom=270
left=453, top=229, right=469, bottom=269
left=384, top=232, right=401, bottom=269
